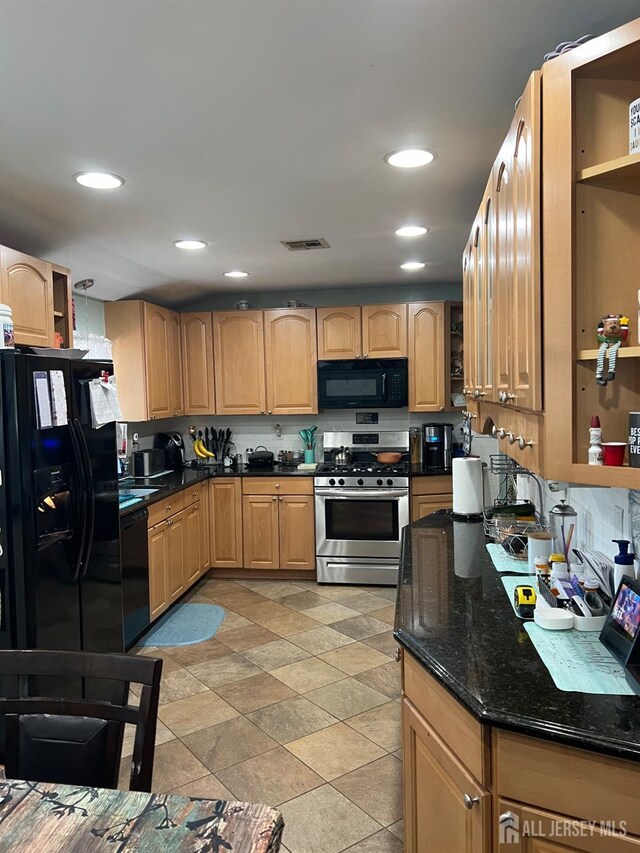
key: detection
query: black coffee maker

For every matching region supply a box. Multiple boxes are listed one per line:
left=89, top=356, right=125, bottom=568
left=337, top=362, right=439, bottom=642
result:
left=154, top=432, right=185, bottom=470
left=422, top=423, right=453, bottom=473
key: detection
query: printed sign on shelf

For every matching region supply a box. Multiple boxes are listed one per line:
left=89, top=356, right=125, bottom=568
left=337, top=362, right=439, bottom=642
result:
left=630, top=97, right=640, bottom=154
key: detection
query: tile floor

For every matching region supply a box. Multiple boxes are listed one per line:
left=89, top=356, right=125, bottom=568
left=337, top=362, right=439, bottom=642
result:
left=127, top=577, right=404, bottom=853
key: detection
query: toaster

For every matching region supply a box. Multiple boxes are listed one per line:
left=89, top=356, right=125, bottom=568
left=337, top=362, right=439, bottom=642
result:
left=131, top=448, right=165, bottom=477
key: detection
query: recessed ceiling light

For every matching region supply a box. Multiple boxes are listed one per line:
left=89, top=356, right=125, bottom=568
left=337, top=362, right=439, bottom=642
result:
left=384, top=148, right=436, bottom=168
left=173, top=239, right=208, bottom=250
left=401, top=261, right=426, bottom=271
left=74, top=171, right=125, bottom=189
left=224, top=270, right=249, bottom=278
left=395, top=225, right=429, bottom=237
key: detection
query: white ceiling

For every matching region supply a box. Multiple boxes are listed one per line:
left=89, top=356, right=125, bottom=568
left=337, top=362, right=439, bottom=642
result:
left=1, top=0, right=639, bottom=307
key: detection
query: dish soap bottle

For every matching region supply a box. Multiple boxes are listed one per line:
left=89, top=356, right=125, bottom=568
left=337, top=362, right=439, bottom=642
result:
left=612, top=539, right=635, bottom=590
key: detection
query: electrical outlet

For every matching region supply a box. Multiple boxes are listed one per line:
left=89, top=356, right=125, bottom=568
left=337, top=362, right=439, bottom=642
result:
left=133, top=433, right=139, bottom=442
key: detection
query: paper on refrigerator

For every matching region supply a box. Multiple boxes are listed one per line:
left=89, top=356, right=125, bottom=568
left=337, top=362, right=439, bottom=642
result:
left=89, top=376, right=123, bottom=428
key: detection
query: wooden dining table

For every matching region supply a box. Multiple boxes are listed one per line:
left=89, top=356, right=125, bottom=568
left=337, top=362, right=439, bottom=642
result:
left=0, top=779, right=284, bottom=851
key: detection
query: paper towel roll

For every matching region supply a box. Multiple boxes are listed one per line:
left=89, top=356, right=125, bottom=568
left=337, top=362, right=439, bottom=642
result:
left=452, top=457, right=484, bottom=516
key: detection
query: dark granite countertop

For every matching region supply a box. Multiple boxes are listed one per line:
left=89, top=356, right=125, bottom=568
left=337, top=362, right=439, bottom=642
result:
left=394, top=512, right=640, bottom=761
left=118, top=465, right=315, bottom=516
left=408, top=465, right=452, bottom=478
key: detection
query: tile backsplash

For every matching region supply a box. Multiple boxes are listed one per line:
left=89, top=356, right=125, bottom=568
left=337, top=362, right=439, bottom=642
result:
left=125, top=409, right=464, bottom=463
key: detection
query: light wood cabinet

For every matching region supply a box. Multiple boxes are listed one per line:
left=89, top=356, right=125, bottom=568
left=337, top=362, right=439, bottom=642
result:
left=148, top=522, right=169, bottom=621
left=213, top=310, right=266, bottom=415
left=166, top=509, right=185, bottom=603
left=410, top=475, right=453, bottom=522
left=181, top=312, right=215, bottom=416
left=278, top=494, right=315, bottom=570
left=317, top=306, right=361, bottom=359
left=241, top=478, right=315, bottom=571
left=362, top=303, right=407, bottom=358
left=264, top=308, right=318, bottom=415
left=0, top=247, right=54, bottom=347
left=242, top=494, right=280, bottom=570
left=200, top=479, right=211, bottom=574
left=317, top=304, right=407, bottom=360
left=209, top=478, right=243, bottom=568
left=411, top=494, right=453, bottom=522
left=104, top=300, right=183, bottom=421
left=403, top=698, right=490, bottom=853
left=408, top=302, right=445, bottom=411
left=184, top=502, right=202, bottom=587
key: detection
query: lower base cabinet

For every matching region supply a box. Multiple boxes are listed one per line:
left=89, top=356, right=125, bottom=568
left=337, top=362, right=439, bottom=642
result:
left=242, top=479, right=315, bottom=571
left=209, top=478, right=243, bottom=568
left=401, top=649, right=640, bottom=852
left=410, top=475, right=453, bottom=522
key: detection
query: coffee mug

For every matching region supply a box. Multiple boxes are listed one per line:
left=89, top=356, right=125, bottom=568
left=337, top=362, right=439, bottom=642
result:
left=602, top=442, right=627, bottom=466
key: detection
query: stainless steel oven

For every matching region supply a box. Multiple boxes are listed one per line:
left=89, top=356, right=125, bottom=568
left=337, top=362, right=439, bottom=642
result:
left=315, top=475, right=409, bottom=585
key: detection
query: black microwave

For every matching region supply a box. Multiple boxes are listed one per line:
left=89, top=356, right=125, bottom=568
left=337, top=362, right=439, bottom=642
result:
left=317, top=358, right=408, bottom=409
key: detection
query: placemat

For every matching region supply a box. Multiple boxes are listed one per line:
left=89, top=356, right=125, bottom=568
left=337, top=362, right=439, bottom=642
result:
left=486, top=543, right=532, bottom=574
left=523, top=623, right=635, bottom=694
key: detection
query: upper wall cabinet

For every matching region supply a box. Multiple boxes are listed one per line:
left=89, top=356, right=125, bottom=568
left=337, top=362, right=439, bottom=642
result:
left=409, top=302, right=464, bottom=412
left=0, top=247, right=54, bottom=347
left=181, top=312, right=215, bottom=416
left=317, top=306, right=362, bottom=359
left=104, top=300, right=184, bottom=421
left=317, top=303, right=407, bottom=360
left=264, top=309, right=318, bottom=415
left=213, top=310, right=266, bottom=415
left=464, top=71, right=542, bottom=414
left=362, top=304, right=407, bottom=358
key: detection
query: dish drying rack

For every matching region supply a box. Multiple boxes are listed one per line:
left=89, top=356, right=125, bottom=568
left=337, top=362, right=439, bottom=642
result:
left=483, top=454, right=547, bottom=558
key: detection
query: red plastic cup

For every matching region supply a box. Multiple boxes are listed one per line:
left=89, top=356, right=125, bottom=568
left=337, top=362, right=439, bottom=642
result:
left=602, top=442, right=627, bottom=466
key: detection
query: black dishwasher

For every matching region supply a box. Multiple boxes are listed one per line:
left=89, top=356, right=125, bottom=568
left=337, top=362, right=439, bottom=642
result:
left=120, top=507, right=150, bottom=650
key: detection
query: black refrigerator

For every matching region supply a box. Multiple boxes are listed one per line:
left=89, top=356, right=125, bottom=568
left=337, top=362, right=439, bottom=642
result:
left=0, top=350, right=124, bottom=695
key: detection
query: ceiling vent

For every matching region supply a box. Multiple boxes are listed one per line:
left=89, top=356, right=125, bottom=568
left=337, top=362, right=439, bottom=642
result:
left=280, top=238, right=330, bottom=251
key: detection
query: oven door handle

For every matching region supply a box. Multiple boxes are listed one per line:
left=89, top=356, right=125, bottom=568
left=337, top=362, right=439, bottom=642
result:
left=315, top=489, right=408, bottom=499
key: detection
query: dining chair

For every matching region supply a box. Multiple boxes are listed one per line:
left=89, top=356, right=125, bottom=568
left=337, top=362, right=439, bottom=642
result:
left=0, top=649, right=162, bottom=792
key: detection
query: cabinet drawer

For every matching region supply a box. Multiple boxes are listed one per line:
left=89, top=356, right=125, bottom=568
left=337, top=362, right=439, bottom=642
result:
left=183, top=481, right=205, bottom=508
left=147, top=492, right=185, bottom=527
left=494, top=730, right=640, bottom=838
left=411, top=475, right=453, bottom=496
left=403, top=650, right=488, bottom=784
left=242, top=477, right=313, bottom=495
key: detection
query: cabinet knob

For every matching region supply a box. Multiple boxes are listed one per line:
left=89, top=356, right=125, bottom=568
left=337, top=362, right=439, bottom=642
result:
left=150, top=415, right=156, bottom=420
left=507, top=432, right=516, bottom=445
left=497, top=391, right=505, bottom=403
left=275, top=483, right=280, bottom=489
left=491, top=424, right=498, bottom=437
left=439, top=406, right=444, bottom=411
left=363, top=353, right=368, bottom=358
left=517, top=436, right=534, bottom=450
left=268, top=410, right=272, bottom=415
left=279, top=496, right=283, bottom=501
left=475, top=391, right=486, bottom=399
left=463, top=794, right=480, bottom=810
left=505, top=392, right=516, bottom=402
left=165, top=505, right=172, bottom=511
left=500, top=811, right=517, bottom=825
left=497, top=427, right=506, bottom=439
left=260, top=410, right=265, bottom=415
left=395, top=647, right=402, bottom=662
left=272, top=496, right=277, bottom=501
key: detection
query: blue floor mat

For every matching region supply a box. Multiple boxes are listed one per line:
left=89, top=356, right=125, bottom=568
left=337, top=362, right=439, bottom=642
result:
left=138, top=603, right=226, bottom=647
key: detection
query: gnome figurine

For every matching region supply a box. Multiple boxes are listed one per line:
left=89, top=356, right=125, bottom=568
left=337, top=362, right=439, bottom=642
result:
left=596, top=314, right=629, bottom=385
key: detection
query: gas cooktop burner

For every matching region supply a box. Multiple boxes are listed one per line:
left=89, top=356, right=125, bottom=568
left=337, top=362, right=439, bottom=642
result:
left=316, top=461, right=410, bottom=476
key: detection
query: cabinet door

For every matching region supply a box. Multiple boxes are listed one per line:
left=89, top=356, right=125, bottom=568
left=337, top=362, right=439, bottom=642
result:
left=264, top=309, right=318, bottom=415
left=411, top=494, right=453, bottom=522
left=213, top=311, right=266, bottom=415
left=143, top=303, right=172, bottom=420
left=243, top=494, right=279, bottom=570
left=166, top=510, right=185, bottom=603
left=403, top=699, right=490, bottom=853
left=209, top=479, right=243, bottom=568
left=200, top=480, right=211, bottom=574
left=408, top=302, right=445, bottom=411
left=184, top=503, right=201, bottom=587
left=279, top=494, right=315, bottom=571
left=493, top=152, right=514, bottom=404
left=481, top=192, right=496, bottom=401
left=462, top=241, right=477, bottom=402
left=362, top=304, right=407, bottom=358
left=168, top=311, right=184, bottom=417
left=496, top=800, right=636, bottom=852
left=0, top=247, right=54, bottom=346
left=317, top=306, right=362, bottom=359
left=181, top=312, right=215, bottom=415
left=148, top=522, right=168, bottom=621
left=510, top=71, right=542, bottom=412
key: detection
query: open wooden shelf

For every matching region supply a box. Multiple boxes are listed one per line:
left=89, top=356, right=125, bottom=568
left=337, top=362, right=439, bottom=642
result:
left=566, top=463, right=640, bottom=489
left=577, top=345, right=640, bottom=361
left=576, top=153, right=640, bottom=192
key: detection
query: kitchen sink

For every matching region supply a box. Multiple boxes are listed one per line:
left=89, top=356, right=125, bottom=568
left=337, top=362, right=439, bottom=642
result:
left=119, top=488, right=159, bottom=497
